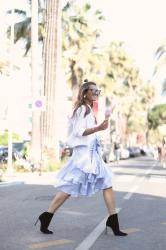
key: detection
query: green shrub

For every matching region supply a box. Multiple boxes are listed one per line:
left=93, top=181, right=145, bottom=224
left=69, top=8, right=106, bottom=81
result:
left=0, top=130, right=21, bottom=146
left=42, top=158, right=67, bottom=172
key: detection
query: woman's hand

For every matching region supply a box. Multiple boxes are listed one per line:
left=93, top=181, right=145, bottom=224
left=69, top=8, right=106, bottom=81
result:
left=97, top=119, right=109, bottom=131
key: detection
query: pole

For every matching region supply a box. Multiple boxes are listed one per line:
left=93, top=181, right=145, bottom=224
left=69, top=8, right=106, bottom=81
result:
left=30, top=0, right=42, bottom=172
left=7, top=7, right=14, bottom=175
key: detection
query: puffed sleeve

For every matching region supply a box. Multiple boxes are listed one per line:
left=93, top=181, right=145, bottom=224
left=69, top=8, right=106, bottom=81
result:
left=73, top=105, right=87, bottom=137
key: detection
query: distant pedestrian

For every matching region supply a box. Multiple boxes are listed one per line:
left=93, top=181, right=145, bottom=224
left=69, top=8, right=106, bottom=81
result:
left=157, top=145, right=162, bottom=163
left=35, top=79, right=127, bottom=236
left=114, top=136, right=121, bottom=164
left=161, top=138, right=166, bottom=168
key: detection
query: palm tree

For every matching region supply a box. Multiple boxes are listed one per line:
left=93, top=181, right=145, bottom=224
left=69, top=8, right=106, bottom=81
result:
left=7, top=0, right=45, bottom=56
left=41, top=0, right=62, bottom=162
left=62, top=1, right=105, bottom=102
left=7, top=0, right=62, bottom=164
left=154, top=44, right=166, bottom=95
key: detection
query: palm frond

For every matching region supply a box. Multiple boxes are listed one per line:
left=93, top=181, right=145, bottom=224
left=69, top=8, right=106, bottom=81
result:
left=7, top=9, right=26, bottom=16
left=62, top=1, right=71, bottom=11
left=83, top=3, right=91, bottom=12
left=24, top=38, right=31, bottom=56
left=14, top=18, right=31, bottom=42
left=155, top=45, right=166, bottom=60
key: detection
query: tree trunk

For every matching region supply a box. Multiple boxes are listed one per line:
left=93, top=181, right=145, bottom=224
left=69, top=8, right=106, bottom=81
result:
left=41, top=0, right=61, bottom=163
left=70, top=59, right=78, bottom=104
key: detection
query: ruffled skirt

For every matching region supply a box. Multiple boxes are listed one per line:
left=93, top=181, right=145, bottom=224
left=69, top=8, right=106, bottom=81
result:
left=54, top=139, right=113, bottom=197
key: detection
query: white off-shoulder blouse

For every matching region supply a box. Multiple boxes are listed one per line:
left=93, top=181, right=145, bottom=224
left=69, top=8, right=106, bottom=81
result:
left=67, top=104, right=98, bottom=147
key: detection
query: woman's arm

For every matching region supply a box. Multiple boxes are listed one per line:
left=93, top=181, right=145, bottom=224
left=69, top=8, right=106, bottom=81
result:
left=82, top=119, right=108, bottom=136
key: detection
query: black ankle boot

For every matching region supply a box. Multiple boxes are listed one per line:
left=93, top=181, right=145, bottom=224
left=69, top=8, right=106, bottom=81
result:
left=105, top=213, right=127, bottom=236
left=35, top=212, right=54, bottom=234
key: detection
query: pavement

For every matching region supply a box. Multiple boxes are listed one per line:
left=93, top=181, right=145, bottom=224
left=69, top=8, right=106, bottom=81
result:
left=0, top=159, right=121, bottom=186
left=0, top=160, right=123, bottom=186
left=0, top=171, right=56, bottom=186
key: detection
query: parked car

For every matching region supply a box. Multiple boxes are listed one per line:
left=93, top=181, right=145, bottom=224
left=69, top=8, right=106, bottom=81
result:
left=0, top=145, right=22, bottom=164
left=12, top=142, right=25, bottom=153
left=0, top=146, right=8, bottom=163
left=120, top=148, right=130, bottom=159
left=127, top=146, right=141, bottom=157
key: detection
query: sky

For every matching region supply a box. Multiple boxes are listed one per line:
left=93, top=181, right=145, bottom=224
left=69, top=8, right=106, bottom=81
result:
left=1, top=0, right=28, bottom=11
left=2, top=0, right=166, bottom=98
left=91, top=0, right=166, bottom=83
left=2, top=0, right=166, bottom=83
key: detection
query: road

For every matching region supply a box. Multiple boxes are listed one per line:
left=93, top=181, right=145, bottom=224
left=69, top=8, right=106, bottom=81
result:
left=0, top=156, right=166, bottom=250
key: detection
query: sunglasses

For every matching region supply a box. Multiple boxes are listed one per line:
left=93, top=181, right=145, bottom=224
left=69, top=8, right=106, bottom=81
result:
left=88, top=88, right=101, bottom=96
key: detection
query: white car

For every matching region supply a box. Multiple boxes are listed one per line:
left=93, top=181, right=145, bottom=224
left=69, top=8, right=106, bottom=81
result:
left=120, top=148, right=130, bottom=159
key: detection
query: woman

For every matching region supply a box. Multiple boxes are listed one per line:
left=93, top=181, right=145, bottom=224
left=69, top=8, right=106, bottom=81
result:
left=35, top=80, right=127, bottom=236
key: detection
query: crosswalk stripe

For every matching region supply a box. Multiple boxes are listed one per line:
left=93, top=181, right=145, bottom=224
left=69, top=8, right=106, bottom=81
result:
left=75, top=208, right=121, bottom=250
left=148, top=177, right=166, bottom=183
left=114, top=175, right=137, bottom=182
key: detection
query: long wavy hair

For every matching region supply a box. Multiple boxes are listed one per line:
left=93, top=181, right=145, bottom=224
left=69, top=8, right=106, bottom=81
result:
left=72, top=79, right=96, bottom=118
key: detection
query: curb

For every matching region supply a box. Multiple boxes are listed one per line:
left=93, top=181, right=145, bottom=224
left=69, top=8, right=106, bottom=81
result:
left=0, top=181, right=24, bottom=187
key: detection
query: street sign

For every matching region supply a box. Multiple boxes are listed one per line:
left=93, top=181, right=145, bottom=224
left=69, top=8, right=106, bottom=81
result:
left=32, top=96, right=46, bottom=111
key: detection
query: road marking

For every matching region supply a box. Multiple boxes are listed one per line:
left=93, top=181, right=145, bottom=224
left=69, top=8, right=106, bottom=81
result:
left=161, top=222, right=166, bottom=225
left=123, top=185, right=140, bottom=200
left=75, top=208, right=121, bottom=250
left=75, top=217, right=106, bottom=250
left=149, top=177, right=166, bottom=183
left=124, top=228, right=141, bottom=234
left=75, top=161, right=157, bottom=250
left=29, top=239, right=73, bottom=249
left=123, top=163, right=157, bottom=200
left=115, top=175, right=137, bottom=182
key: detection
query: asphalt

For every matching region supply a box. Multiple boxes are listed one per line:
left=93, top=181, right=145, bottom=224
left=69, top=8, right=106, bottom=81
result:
left=0, top=157, right=166, bottom=250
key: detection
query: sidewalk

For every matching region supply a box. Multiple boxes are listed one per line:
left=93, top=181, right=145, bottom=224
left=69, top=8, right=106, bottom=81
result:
left=0, top=157, right=147, bottom=186
left=0, top=157, right=156, bottom=186
left=0, top=171, right=56, bottom=186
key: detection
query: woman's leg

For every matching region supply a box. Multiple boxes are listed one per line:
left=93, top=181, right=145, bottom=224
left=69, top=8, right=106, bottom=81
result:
left=103, top=187, right=127, bottom=236
left=48, top=191, right=70, bottom=213
left=36, top=192, right=70, bottom=234
left=103, top=187, right=116, bottom=215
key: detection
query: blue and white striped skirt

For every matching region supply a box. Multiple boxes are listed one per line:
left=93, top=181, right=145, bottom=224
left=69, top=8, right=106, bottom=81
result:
left=54, top=139, right=113, bottom=197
